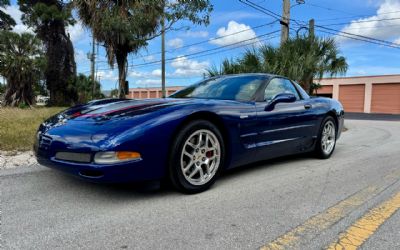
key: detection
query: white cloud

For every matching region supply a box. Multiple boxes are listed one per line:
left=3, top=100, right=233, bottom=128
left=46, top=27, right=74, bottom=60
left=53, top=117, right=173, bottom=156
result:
left=143, top=55, right=156, bottom=62
left=151, top=69, right=162, bottom=77
left=339, top=0, right=400, bottom=44
left=135, top=79, right=162, bottom=86
left=75, top=49, right=90, bottom=65
left=97, top=70, right=118, bottom=81
left=187, top=46, right=204, bottom=53
left=129, top=71, right=144, bottom=78
left=2, top=5, right=33, bottom=34
left=167, top=38, right=184, bottom=49
left=183, top=30, right=209, bottom=38
left=67, top=21, right=85, bottom=43
left=128, top=69, right=163, bottom=78
left=171, top=56, right=209, bottom=77
left=209, top=20, right=259, bottom=46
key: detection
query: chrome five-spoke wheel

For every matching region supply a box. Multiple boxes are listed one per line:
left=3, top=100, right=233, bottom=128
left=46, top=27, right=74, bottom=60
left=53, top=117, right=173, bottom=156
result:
left=169, top=120, right=224, bottom=193
left=180, top=129, right=221, bottom=186
left=321, top=120, right=336, bottom=155
left=315, top=116, right=337, bottom=159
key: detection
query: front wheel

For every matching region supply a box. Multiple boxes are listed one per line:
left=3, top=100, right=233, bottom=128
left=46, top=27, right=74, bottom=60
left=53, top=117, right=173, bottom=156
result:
left=169, top=120, right=224, bottom=194
left=314, top=116, right=337, bottom=159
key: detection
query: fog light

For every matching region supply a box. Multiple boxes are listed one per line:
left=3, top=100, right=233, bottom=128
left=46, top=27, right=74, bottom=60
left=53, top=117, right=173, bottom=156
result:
left=94, top=151, right=141, bottom=164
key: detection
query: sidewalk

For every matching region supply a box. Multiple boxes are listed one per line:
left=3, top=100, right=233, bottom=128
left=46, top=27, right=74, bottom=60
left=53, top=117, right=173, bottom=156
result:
left=345, top=112, right=400, bottom=121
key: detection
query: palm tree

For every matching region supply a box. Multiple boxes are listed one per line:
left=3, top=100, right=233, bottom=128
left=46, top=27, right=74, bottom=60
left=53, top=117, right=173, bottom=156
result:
left=73, top=0, right=213, bottom=98
left=0, top=31, right=45, bottom=106
left=0, top=0, right=16, bottom=30
left=208, top=36, right=348, bottom=94
left=74, top=73, right=103, bottom=103
left=19, top=0, right=78, bottom=106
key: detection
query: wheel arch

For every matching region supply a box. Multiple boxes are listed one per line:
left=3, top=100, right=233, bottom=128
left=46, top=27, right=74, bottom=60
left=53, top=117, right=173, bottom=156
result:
left=326, top=110, right=339, bottom=134
left=168, top=111, right=231, bottom=169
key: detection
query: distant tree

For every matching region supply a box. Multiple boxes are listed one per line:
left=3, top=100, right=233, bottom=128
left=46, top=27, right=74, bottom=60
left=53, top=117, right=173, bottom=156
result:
left=109, top=89, right=119, bottom=98
left=0, top=0, right=16, bottom=30
left=73, top=0, right=213, bottom=98
left=18, top=0, right=78, bottom=106
left=0, top=81, right=6, bottom=94
left=74, top=74, right=104, bottom=103
left=208, top=36, right=348, bottom=94
left=0, top=31, right=46, bottom=106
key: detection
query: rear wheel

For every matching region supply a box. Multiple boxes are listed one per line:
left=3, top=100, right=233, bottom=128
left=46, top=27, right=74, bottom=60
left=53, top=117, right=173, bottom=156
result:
left=169, top=120, right=224, bottom=193
left=314, top=116, right=337, bottom=159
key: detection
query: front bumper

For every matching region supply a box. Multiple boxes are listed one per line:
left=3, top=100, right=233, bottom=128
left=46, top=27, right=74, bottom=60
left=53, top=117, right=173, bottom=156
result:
left=35, top=150, right=157, bottom=183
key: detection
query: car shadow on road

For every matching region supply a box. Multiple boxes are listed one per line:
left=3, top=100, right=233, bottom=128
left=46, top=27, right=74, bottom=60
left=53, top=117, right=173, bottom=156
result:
left=46, top=152, right=315, bottom=200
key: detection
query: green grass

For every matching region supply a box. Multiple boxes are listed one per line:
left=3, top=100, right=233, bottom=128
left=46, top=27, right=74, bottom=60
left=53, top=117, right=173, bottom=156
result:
left=0, top=107, right=66, bottom=151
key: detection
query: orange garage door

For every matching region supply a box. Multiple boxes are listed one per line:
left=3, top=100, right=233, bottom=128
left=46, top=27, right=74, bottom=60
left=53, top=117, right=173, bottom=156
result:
left=339, top=84, right=365, bottom=112
left=371, top=83, right=400, bottom=114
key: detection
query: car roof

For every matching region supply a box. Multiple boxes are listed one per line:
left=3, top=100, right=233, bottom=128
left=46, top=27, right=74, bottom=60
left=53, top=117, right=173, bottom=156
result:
left=212, top=73, right=281, bottom=79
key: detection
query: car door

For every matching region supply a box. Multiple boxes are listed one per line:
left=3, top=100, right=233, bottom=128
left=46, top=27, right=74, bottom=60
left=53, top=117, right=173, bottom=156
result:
left=254, top=77, right=316, bottom=160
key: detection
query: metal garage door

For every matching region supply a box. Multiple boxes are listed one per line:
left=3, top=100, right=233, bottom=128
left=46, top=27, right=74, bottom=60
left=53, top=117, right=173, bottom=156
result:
left=371, top=83, right=400, bottom=114
left=339, top=84, right=365, bottom=112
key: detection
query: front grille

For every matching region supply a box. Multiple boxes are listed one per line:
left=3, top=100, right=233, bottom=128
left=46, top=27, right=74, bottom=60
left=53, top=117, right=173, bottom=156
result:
left=55, top=152, right=92, bottom=163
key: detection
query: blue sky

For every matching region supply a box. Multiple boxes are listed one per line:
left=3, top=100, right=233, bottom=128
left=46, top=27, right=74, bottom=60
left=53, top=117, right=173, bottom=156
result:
left=4, top=0, right=400, bottom=90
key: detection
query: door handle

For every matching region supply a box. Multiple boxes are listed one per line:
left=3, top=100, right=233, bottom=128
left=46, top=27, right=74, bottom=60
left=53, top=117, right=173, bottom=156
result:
left=304, top=104, right=312, bottom=110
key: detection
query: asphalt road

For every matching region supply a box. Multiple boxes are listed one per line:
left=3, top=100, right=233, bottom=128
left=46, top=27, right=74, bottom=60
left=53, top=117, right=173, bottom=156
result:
left=1, top=120, right=400, bottom=250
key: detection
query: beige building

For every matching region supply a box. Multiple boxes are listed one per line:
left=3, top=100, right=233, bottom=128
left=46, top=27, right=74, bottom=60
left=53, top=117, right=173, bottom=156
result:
left=126, top=86, right=183, bottom=99
left=317, top=74, right=400, bottom=114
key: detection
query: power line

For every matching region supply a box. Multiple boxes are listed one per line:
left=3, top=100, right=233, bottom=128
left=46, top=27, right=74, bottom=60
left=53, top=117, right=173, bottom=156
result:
left=316, top=25, right=400, bottom=47
left=321, top=17, right=400, bottom=27
left=325, top=23, right=400, bottom=31
left=305, top=2, right=355, bottom=16
left=83, top=30, right=280, bottom=73
left=95, top=20, right=279, bottom=65
left=317, top=29, right=400, bottom=49
left=239, top=0, right=306, bottom=27
left=238, top=0, right=281, bottom=20
left=315, top=10, right=400, bottom=22
left=129, top=30, right=280, bottom=69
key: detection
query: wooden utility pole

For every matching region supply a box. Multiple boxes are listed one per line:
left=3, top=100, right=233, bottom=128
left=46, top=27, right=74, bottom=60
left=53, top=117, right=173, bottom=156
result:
left=90, top=35, right=96, bottom=99
left=280, top=0, right=290, bottom=45
left=309, top=18, right=315, bottom=38
left=161, top=13, right=166, bottom=98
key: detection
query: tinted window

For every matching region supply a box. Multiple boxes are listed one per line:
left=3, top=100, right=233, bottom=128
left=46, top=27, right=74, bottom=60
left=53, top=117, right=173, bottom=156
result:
left=292, top=81, right=310, bottom=99
left=169, top=76, right=265, bottom=101
left=264, top=78, right=300, bottom=101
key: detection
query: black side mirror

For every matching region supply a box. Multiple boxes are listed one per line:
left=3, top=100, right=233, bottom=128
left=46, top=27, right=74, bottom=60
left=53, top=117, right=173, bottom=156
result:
left=265, top=93, right=296, bottom=111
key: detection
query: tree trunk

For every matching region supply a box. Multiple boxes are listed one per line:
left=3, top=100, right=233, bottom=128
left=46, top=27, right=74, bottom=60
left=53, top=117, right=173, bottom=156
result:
left=302, top=73, right=314, bottom=95
left=30, top=1, right=77, bottom=106
left=3, top=75, right=34, bottom=107
left=45, top=24, right=77, bottom=106
left=116, top=50, right=128, bottom=99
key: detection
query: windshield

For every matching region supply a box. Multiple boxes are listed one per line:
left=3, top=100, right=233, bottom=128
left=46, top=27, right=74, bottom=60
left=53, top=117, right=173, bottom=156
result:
left=170, top=75, right=267, bottom=101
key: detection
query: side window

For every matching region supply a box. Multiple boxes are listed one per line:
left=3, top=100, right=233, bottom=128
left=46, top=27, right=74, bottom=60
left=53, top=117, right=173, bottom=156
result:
left=264, top=78, right=300, bottom=101
left=283, top=79, right=301, bottom=100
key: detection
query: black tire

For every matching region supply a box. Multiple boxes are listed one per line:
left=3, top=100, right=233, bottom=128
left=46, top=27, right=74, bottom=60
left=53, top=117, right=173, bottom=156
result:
left=169, top=120, right=225, bottom=194
left=314, top=116, right=337, bottom=159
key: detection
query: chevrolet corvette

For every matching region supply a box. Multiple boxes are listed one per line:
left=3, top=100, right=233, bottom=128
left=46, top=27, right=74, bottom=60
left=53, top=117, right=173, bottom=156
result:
left=34, top=74, right=344, bottom=193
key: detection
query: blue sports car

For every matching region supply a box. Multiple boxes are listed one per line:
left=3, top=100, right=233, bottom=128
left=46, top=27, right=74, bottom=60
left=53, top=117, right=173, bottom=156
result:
left=34, top=74, right=344, bottom=193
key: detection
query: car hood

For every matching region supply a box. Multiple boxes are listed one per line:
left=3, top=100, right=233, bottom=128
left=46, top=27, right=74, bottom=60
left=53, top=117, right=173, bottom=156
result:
left=46, top=98, right=183, bottom=125
left=36, top=98, right=189, bottom=150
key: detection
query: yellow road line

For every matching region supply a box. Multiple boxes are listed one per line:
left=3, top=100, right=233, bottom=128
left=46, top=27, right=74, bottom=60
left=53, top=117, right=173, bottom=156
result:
left=260, top=170, right=400, bottom=250
left=260, top=186, right=379, bottom=250
left=327, top=191, right=400, bottom=250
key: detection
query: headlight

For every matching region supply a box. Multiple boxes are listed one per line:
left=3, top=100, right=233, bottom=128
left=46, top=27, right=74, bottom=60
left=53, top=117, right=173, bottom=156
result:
left=94, top=151, right=141, bottom=164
